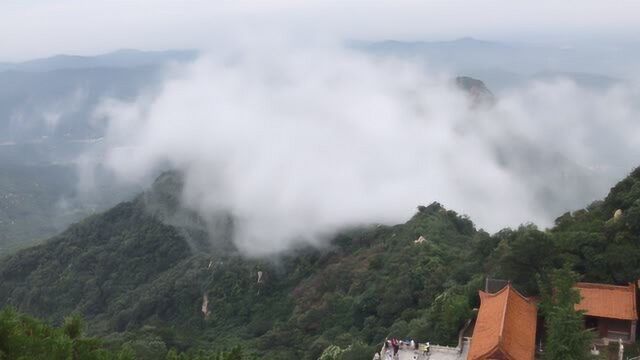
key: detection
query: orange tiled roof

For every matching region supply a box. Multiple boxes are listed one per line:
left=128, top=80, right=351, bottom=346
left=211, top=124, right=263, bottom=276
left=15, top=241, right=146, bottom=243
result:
left=575, top=282, right=637, bottom=321
left=468, top=285, right=538, bottom=360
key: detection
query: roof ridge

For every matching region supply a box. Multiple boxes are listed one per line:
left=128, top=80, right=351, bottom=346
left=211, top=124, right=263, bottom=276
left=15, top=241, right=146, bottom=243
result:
left=575, top=282, right=638, bottom=320
left=501, top=285, right=534, bottom=360
left=470, top=285, right=538, bottom=360
left=483, top=283, right=510, bottom=297
left=483, top=283, right=533, bottom=303
left=497, top=285, right=510, bottom=340
left=576, top=282, right=634, bottom=291
left=507, top=284, right=535, bottom=303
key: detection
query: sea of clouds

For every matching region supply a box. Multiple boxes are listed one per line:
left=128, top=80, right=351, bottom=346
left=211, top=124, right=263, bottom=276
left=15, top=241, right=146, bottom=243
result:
left=89, top=40, right=640, bottom=256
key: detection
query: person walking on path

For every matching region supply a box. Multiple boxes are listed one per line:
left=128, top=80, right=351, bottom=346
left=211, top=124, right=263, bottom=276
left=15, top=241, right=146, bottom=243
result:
left=392, top=338, right=400, bottom=357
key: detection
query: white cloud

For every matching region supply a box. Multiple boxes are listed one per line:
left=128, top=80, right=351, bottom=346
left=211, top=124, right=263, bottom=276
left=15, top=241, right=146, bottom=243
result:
left=93, top=40, right=640, bottom=256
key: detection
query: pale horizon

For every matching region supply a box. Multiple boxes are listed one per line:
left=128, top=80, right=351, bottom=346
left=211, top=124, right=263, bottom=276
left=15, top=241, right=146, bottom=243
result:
left=2, top=0, right=640, bottom=61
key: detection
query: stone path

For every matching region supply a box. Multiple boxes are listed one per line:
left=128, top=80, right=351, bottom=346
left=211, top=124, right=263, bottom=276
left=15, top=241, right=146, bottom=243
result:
left=377, top=342, right=469, bottom=360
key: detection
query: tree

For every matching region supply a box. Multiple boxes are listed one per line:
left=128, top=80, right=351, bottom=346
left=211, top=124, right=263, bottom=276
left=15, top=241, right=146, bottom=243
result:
left=165, top=349, right=181, bottom=360
left=64, top=314, right=84, bottom=340
left=117, top=344, right=136, bottom=360
left=538, top=267, right=592, bottom=360
left=493, top=225, right=556, bottom=294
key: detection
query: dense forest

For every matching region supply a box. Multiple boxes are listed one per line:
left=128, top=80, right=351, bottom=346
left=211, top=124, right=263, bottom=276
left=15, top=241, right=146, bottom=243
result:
left=2, top=167, right=640, bottom=359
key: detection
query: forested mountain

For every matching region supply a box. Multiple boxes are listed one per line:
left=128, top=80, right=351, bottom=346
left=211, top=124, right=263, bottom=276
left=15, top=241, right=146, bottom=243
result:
left=2, top=167, right=640, bottom=359
left=0, top=172, right=483, bottom=358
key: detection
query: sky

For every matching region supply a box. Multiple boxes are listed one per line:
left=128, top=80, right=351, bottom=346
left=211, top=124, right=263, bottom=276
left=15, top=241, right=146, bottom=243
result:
left=2, top=0, right=640, bottom=61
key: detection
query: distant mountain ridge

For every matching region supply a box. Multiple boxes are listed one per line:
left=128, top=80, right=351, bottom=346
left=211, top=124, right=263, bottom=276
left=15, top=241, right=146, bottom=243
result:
left=0, top=49, right=199, bottom=72
left=355, top=37, right=626, bottom=90
left=354, top=37, right=512, bottom=52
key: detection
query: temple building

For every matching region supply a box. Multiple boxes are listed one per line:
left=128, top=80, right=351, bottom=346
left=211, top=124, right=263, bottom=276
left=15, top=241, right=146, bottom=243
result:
left=575, top=282, right=637, bottom=344
left=467, top=284, right=538, bottom=360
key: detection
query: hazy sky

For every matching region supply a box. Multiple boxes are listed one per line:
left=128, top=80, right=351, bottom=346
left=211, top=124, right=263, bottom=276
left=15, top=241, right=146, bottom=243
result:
left=2, top=0, right=640, bottom=61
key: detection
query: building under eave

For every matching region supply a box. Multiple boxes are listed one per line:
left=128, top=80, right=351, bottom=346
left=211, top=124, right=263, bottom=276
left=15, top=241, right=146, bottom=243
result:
left=575, top=282, right=638, bottom=343
left=468, top=284, right=538, bottom=360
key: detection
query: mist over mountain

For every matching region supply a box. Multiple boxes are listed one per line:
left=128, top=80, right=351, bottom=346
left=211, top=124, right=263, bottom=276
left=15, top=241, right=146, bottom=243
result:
left=78, top=40, right=640, bottom=256
left=2, top=40, right=640, bottom=256
left=0, top=50, right=198, bottom=253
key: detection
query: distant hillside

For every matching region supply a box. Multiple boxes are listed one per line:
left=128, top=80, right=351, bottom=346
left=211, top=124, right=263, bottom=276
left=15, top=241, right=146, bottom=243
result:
left=0, top=49, right=198, bottom=72
left=0, top=49, right=199, bottom=144
left=2, top=167, right=640, bottom=358
left=0, top=51, right=191, bottom=252
left=355, top=38, right=626, bottom=91
left=0, top=66, right=163, bottom=143
left=530, top=71, right=618, bottom=88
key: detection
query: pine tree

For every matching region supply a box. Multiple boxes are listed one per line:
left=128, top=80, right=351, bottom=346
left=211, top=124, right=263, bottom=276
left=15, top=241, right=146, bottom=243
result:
left=538, top=267, right=592, bottom=360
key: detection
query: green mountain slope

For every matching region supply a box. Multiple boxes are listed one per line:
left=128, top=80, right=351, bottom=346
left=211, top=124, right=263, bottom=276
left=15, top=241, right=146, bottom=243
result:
left=2, top=168, right=640, bottom=359
left=0, top=198, right=192, bottom=321
left=552, top=166, right=640, bottom=283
